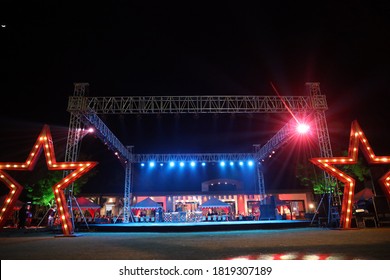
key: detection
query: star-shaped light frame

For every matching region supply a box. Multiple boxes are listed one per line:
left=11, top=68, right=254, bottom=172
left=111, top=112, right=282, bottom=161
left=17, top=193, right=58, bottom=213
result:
left=310, top=120, right=390, bottom=229
left=0, top=125, right=97, bottom=235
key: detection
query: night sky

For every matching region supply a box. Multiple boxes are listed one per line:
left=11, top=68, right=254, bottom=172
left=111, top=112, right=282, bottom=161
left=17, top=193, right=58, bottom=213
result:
left=1, top=1, right=390, bottom=195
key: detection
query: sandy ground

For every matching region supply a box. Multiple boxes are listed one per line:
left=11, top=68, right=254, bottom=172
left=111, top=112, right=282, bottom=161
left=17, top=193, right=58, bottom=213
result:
left=0, top=227, right=389, bottom=260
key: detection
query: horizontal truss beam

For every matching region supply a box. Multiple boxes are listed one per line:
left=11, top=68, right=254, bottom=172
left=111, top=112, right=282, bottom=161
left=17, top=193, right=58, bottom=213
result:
left=133, top=153, right=257, bottom=163
left=79, top=112, right=133, bottom=165
left=68, top=95, right=327, bottom=114
left=255, top=119, right=297, bottom=162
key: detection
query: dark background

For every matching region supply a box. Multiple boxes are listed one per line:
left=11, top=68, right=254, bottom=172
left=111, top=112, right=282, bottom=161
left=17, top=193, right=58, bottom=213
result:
left=1, top=1, right=389, bottom=195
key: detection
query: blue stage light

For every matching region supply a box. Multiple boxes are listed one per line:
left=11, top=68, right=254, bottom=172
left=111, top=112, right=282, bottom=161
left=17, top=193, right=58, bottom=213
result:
left=220, top=161, right=225, bottom=167
left=169, top=161, right=175, bottom=167
left=190, top=161, right=196, bottom=167
left=149, top=162, right=155, bottom=167
left=230, top=161, right=234, bottom=166
left=141, top=163, right=145, bottom=167
left=239, top=161, right=244, bottom=166
left=248, top=160, right=254, bottom=166
left=160, top=163, right=164, bottom=167
left=201, top=162, right=206, bottom=166
left=179, top=162, right=185, bottom=167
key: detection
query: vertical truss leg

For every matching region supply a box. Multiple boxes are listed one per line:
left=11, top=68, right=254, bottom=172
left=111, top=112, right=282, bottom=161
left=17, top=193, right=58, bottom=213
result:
left=307, top=82, right=341, bottom=227
left=123, top=148, right=134, bottom=223
left=257, top=165, right=266, bottom=205
left=63, top=83, right=89, bottom=232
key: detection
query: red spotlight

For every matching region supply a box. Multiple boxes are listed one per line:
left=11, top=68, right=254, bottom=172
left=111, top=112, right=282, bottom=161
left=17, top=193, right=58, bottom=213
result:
left=296, top=123, right=310, bottom=134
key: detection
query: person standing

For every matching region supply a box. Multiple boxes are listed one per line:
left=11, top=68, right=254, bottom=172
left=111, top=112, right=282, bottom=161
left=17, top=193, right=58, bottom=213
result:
left=47, top=208, right=55, bottom=227
left=18, top=204, right=27, bottom=229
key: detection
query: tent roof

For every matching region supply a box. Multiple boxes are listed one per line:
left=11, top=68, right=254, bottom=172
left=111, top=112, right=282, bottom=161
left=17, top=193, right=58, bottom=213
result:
left=132, top=197, right=162, bottom=209
left=354, top=187, right=374, bottom=202
left=71, top=197, right=101, bottom=210
left=199, top=197, right=230, bottom=209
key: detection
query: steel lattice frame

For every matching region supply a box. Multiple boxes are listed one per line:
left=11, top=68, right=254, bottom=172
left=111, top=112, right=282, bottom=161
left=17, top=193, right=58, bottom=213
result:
left=67, top=95, right=323, bottom=114
left=64, top=82, right=334, bottom=223
left=306, top=83, right=340, bottom=225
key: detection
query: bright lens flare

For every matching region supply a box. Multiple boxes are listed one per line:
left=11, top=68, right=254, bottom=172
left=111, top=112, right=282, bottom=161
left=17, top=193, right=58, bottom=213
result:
left=296, top=123, right=310, bottom=134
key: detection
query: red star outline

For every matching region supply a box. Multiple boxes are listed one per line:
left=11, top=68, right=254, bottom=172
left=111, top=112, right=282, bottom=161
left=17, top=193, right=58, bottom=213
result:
left=310, top=120, right=390, bottom=229
left=0, top=125, right=97, bottom=235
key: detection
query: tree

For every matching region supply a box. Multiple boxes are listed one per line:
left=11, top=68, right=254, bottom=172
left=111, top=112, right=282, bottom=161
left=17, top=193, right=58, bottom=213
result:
left=296, top=161, right=335, bottom=195
left=26, top=168, right=97, bottom=208
left=339, top=151, right=371, bottom=182
left=296, top=151, right=371, bottom=195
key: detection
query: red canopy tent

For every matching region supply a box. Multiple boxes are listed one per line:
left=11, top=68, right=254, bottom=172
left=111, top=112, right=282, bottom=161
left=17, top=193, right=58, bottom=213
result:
left=0, top=195, right=24, bottom=227
left=71, top=197, right=101, bottom=216
left=354, top=187, right=374, bottom=202
left=131, top=197, right=162, bottom=218
left=199, top=197, right=230, bottom=214
left=0, top=195, right=24, bottom=211
left=131, top=197, right=162, bottom=210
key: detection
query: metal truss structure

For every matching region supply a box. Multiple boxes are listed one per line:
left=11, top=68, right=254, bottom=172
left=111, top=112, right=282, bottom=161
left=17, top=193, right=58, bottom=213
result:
left=306, top=83, right=340, bottom=225
left=133, top=153, right=256, bottom=163
left=65, top=82, right=335, bottom=223
left=67, top=95, right=325, bottom=114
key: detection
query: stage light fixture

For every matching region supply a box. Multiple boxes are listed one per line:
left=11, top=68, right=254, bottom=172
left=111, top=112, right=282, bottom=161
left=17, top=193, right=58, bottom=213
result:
left=140, top=163, right=145, bottom=167
left=296, top=123, right=310, bottom=134
left=220, top=161, right=226, bottom=167
left=190, top=161, right=196, bottom=167
left=248, top=160, right=254, bottom=166
left=230, top=161, right=234, bottom=166
left=179, top=162, right=185, bottom=167
left=239, top=161, right=244, bottom=166
left=149, top=162, right=155, bottom=167
left=169, top=161, right=175, bottom=167
left=201, top=162, right=206, bottom=166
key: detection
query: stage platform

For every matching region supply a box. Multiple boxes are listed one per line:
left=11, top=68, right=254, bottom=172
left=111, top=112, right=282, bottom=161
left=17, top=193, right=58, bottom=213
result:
left=77, top=219, right=312, bottom=233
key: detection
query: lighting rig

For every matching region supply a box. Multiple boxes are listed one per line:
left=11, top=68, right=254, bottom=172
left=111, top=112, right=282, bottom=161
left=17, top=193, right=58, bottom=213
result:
left=63, top=82, right=338, bottom=225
